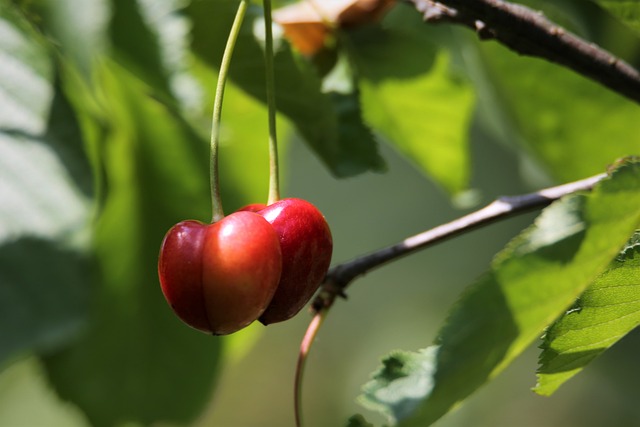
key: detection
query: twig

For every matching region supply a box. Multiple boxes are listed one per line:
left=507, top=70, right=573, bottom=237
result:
left=314, top=172, right=607, bottom=309
left=411, top=0, right=640, bottom=104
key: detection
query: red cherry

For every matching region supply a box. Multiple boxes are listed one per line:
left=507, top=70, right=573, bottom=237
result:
left=255, top=198, right=333, bottom=324
left=158, top=211, right=282, bottom=335
left=238, top=203, right=267, bottom=213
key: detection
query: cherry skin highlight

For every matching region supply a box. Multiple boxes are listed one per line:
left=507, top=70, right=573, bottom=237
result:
left=241, top=198, right=333, bottom=324
left=158, top=211, right=283, bottom=335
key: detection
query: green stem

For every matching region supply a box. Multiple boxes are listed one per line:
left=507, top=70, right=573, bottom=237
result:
left=294, top=308, right=329, bottom=427
left=263, top=0, right=280, bottom=204
left=210, top=0, right=248, bottom=222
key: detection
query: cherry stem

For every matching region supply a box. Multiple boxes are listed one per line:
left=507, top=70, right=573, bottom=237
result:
left=294, top=309, right=328, bottom=427
left=263, top=0, right=280, bottom=204
left=210, top=0, right=248, bottom=223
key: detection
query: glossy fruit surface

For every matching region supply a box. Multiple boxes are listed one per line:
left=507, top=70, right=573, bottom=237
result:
left=158, top=211, right=282, bottom=335
left=238, top=203, right=266, bottom=213
left=254, top=198, right=333, bottom=324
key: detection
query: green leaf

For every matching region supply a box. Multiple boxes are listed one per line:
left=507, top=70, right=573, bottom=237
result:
left=348, top=16, right=475, bottom=195
left=359, top=348, right=438, bottom=423
left=329, top=90, right=386, bottom=175
left=26, top=0, right=109, bottom=78
left=0, top=3, right=53, bottom=135
left=357, top=160, right=640, bottom=426
left=481, top=41, right=640, bottom=182
left=43, top=62, right=222, bottom=427
left=187, top=0, right=385, bottom=177
left=358, top=50, right=474, bottom=195
left=0, top=5, right=93, bottom=364
left=0, top=238, right=90, bottom=364
left=596, top=0, right=640, bottom=35
left=109, top=0, right=201, bottom=107
left=43, top=40, right=284, bottom=423
left=108, top=0, right=173, bottom=98
left=534, top=232, right=640, bottom=396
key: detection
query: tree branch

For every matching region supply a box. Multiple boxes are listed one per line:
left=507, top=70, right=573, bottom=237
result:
left=313, top=172, right=608, bottom=311
left=411, top=0, right=640, bottom=104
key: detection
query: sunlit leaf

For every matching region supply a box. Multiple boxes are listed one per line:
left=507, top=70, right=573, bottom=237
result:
left=359, top=347, right=438, bottom=423
left=481, top=40, right=640, bottom=182
left=110, top=0, right=202, bottom=108
left=108, top=0, right=173, bottom=98
left=27, top=0, right=109, bottom=78
left=0, top=3, right=52, bottom=135
left=534, top=232, right=640, bottom=396
left=357, top=160, right=640, bottom=426
left=346, top=6, right=474, bottom=194
left=0, top=5, right=92, bottom=365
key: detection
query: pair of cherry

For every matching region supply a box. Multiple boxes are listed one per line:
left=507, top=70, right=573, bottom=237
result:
left=158, top=198, right=333, bottom=335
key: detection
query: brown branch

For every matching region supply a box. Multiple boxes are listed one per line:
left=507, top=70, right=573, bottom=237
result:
left=411, top=0, right=640, bottom=104
left=313, top=172, right=607, bottom=311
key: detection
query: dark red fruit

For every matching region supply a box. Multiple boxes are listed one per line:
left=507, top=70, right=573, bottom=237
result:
left=238, top=203, right=266, bottom=213
left=241, top=198, right=332, bottom=324
left=158, top=211, right=282, bottom=335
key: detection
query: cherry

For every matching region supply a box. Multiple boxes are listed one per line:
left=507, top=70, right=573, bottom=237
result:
left=237, top=203, right=267, bottom=213
left=158, top=211, right=282, bottom=335
left=241, top=198, right=333, bottom=324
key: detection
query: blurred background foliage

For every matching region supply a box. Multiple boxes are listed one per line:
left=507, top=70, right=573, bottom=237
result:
left=0, top=0, right=639, bottom=426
